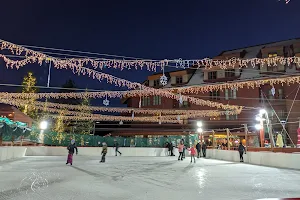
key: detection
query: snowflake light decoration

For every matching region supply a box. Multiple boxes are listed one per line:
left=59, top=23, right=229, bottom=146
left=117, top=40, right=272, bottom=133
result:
left=103, top=97, right=109, bottom=106
left=176, top=115, right=181, bottom=121
left=160, top=74, right=168, bottom=86
left=271, top=87, right=276, bottom=96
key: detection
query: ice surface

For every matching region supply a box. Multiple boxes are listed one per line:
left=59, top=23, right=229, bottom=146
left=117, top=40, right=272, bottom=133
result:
left=0, top=156, right=299, bottom=200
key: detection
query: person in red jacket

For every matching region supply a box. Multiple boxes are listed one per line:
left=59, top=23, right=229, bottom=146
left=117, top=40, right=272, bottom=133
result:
left=189, top=145, right=196, bottom=163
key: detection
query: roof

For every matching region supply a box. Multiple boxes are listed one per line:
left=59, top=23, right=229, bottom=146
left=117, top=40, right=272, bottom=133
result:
left=219, top=38, right=300, bottom=55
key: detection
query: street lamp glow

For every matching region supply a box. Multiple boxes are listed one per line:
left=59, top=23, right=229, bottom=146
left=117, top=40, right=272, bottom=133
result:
left=255, top=116, right=262, bottom=121
left=197, top=121, right=203, bottom=127
left=259, top=109, right=267, bottom=115
left=197, top=128, right=203, bottom=133
left=255, top=124, right=262, bottom=130
left=39, top=121, right=48, bottom=130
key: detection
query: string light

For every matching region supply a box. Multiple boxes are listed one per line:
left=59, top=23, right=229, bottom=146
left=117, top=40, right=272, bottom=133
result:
left=1, top=40, right=300, bottom=72
left=0, top=97, right=241, bottom=117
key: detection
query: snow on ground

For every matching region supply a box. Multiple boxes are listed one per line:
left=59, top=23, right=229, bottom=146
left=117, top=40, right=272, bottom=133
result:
left=0, top=156, right=299, bottom=200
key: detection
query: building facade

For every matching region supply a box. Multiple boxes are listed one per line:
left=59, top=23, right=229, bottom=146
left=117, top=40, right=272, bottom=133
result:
left=122, top=38, right=300, bottom=146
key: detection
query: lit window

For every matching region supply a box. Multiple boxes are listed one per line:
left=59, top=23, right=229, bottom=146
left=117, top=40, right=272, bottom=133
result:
left=225, top=69, right=235, bottom=78
left=210, top=91, right=220, bottom=100
left=153, top=96, right=161, bottom=105
left=226, top=113, right=238, bottom=120
left=225, top=89, right=237, bottom=100
left=176, top=76, right=183, bottom=84
left=153, top=79, right=160, bottom=87
left=268, top=53, right=278, bottom=58
left=209, top=116, right=220, bottom=121
left=142, top=97, right=150, bottom=106
left=208, top=71, right=217, bottom=80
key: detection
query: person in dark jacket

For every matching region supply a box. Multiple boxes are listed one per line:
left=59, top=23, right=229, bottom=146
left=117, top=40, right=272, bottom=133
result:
left=196, top=142, right=201, bottom=158
left=181, top=139, right=186, bottom=159
left=66, top=139, right=78, bottom=165
left=170, top=142, right=175, bottom=156
left=100, top=142, right=108, bottom=163
left=202, top=142, right=207, bottom=158
left=238, top=142, right=246, bottom=162
left=114, top=140, right=122, bottom=156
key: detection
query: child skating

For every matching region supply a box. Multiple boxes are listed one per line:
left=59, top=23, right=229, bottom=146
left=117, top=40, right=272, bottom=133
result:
left=189, top=145, right=196, bottom=163
left=66, top=139, right=78, bottom=166
left=100, top=142, right=107, bottom=163
left=178, top=141, right=184, bottom=161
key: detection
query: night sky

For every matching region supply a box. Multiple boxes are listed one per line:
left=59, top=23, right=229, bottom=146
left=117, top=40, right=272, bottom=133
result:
left=0, top=0, right=299, bottom=106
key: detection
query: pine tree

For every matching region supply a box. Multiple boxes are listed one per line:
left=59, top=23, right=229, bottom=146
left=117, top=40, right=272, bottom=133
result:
left=20, top=72, right=38, bottom=119
left=54, top=110, right=65, bottom=134
left=75, top=90, right=93, bottom=134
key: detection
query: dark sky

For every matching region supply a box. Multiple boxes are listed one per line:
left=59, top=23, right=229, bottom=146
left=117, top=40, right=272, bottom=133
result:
left=0, top=0, right=299, bottom=106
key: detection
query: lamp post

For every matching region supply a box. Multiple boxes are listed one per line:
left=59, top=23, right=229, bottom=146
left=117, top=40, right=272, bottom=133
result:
left=255, top=109, right=274, bottom=149
left=197, top=121, right=203, bottom=143
left=39, top=121, right=48, bottom=145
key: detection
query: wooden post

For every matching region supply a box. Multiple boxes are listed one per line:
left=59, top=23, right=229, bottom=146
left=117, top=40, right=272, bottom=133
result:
left=226, top=128, right=230, bottom=150
left=212, top=130, right=215, bottom=149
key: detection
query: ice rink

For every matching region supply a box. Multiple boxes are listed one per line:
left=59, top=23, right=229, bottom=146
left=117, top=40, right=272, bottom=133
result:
left=0, top=156, right=300, bottom=200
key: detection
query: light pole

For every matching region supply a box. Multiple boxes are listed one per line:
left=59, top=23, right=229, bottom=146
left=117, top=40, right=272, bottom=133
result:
left=255, top=109, right=274, bottom=149
left=197, top=121, right=203, bottom=143
left=39, top=121, right=48, bottom=145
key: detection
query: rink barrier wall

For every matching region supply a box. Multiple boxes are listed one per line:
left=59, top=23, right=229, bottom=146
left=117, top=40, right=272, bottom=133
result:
left=0, top=147, right=27, bottom=161
left=206, top=149, right=300, bottom=170
left=25, top=146, right=180, bottom=157
left=2, top=147, right=300, bottom=170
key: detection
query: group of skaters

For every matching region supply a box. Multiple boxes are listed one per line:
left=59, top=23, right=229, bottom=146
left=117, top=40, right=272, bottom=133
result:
left=166, top=139, right=207, bottom=163
left=65, top=138, right=246, bottom=165
left=65, top=139, right=122, bottom=165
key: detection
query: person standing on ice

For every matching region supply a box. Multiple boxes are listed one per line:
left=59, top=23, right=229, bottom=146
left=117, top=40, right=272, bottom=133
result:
left=100, top=142, right=107, bottom=163
left=178, top=141, right=184, bottom=161
left=66, top=139, right=78, bottom=165
left=202, top=142, right=207, bottom=158
left=114, top=140, right=122, bottom=156
left=238, top=142, right=246, bottom=162
left=189, top=145, right=196, bottom=163
left=196, top=141, right=201, bottom=158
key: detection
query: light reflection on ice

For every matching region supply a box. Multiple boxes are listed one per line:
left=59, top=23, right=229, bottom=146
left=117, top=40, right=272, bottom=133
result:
left=195, top=168, right=207, bottom=193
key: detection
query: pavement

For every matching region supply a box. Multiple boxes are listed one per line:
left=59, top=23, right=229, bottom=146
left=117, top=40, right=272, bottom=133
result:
left=0, top=156, right=299, bottom=200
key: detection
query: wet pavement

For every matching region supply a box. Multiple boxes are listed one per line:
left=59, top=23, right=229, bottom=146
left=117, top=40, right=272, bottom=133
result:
left=0, top=156, right=299, bottom=200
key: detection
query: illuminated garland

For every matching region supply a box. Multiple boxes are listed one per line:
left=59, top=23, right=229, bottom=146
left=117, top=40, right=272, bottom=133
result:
left=1, top=40, right=300, bottom=71
left=0, top=53, right=241, bottom=110
left=51, top=115, right=181, bottom=124
left=172, top=75, right=300, bottom=94
left=0, top=90, right=241, bottom=111
left=0, top=98, right=241, bottom=119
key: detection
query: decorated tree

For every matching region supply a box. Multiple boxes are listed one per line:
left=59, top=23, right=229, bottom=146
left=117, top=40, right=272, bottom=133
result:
left=53, top=110, right=65, bottom=134
left=74, top=90, right=93, bottom=135
left=20, top=72, right=38, bottom=119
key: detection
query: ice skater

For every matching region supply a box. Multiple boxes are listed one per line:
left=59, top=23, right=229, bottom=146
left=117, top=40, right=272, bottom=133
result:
left=238, top=142, right=246, bottom=162
left=196, top=141, right=201, bottom=158
left=178, top=141, right=184, bottom=161
left=189, top=145, right=196, bottom=163
left=202, top=142, right=207, bottom=158
left=114, top=140, right=122, bottom=156
left=100, top=142, right=107, bottom=163
left=66, top=139, right=78, bottom=165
